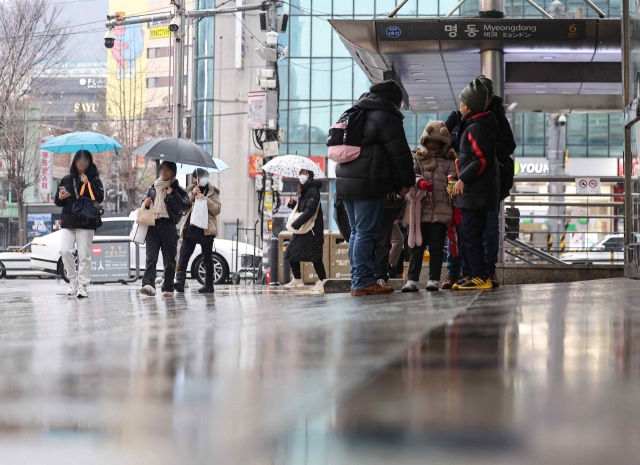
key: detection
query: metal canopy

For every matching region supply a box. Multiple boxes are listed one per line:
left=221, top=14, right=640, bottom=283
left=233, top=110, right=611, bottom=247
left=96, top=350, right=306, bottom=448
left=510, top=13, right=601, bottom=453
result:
left=328, top=18, right=622, bottom=113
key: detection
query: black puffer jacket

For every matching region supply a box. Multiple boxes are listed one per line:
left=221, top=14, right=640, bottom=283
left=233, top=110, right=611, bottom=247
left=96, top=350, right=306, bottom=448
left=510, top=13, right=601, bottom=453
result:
left=446, top=95, right=516, bottom=200
left=141, top=179, right=191, bottom=225
left=456, top=111, right=500, bottom=212
left=54, top=164, right=104, bottom=230
left=335, top=93, right=415, bottom=199
left=284, top=180, right=324, bottom=263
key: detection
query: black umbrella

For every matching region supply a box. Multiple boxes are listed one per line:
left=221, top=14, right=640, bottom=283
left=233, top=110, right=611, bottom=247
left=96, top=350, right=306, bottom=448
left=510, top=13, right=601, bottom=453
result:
left=133, top=138, right=218, bottom=169
left=333, top=194, right=351, bottom=242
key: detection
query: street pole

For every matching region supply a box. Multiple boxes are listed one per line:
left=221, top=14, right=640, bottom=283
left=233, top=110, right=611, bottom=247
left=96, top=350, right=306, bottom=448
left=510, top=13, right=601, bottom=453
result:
left=173, top=0, right=185, bottom=139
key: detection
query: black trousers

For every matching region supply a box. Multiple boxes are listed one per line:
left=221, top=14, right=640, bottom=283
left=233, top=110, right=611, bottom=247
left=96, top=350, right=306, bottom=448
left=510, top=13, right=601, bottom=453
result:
left=374, top=207, right=402, bottom=281
left=177, top=231, right=215, bottom=284
left=407, top=222, right=448, bottom=282
left=143, top=218, right=178, bottom=292
left=290, top=260, right=326, bottom=281
left=460, top=209, right=488, bottom=278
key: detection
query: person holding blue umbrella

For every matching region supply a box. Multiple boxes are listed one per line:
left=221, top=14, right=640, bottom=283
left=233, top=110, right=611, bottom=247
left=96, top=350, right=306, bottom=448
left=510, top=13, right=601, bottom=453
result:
left=54, top=150, right=104, bottom=298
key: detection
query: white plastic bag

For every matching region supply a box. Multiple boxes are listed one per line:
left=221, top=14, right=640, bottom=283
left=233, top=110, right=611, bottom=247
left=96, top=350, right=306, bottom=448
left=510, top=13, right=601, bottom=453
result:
left=190, top=198, right=209, bottom=230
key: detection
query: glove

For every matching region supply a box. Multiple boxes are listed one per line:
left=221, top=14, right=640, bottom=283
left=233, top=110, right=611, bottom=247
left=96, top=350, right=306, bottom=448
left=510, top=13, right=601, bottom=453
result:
left=417, top=180, right=434, bottom=192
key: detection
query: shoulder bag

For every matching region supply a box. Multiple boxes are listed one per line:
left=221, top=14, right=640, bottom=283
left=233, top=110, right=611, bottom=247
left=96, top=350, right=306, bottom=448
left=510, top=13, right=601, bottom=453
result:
left=72, top=180, right=104, bottom=220
left=286, top=202, right=320, bottom=235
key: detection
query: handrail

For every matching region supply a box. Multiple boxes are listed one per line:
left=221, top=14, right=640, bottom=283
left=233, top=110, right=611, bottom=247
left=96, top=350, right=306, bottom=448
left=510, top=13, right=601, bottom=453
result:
left=505, top=201, right=621, bottom=207
left=515, top=176, right=623, bottom=182
left=504, top=238, right=565, bottom=265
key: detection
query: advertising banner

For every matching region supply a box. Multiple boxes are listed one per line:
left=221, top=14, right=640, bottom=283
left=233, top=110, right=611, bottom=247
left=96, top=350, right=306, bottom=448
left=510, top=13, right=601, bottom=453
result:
left=39, top=137, right=52, bottom=196
left=90, top=242, right=131, bottom=282
left=27, top=214, right=52, bottom=238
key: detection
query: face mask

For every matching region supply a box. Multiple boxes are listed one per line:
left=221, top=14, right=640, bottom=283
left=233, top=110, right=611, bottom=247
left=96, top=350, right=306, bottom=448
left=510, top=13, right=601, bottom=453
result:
left=199, top=177, right=209, bottom=187
left=299, top=175, right=308, bottom=185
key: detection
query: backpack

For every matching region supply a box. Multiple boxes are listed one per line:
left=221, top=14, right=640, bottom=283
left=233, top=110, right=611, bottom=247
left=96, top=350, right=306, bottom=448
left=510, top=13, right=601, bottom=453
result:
left=499, top=156, right=515, bottom=201
left=505, top=206, right=520, bottom=241
left=327, top=107, right=366, bottom=163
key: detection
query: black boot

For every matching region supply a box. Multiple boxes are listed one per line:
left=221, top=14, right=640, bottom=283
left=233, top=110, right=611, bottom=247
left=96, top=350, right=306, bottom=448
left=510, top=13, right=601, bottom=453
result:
left=198, top=268, right=214, bottom=293
left=174, top=271, right=186, bottom=293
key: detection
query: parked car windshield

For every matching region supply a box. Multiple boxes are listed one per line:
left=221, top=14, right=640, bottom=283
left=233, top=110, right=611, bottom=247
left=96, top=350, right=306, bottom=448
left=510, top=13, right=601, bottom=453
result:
left=96, top=220, right=133, bottom=237
left=590, top=236, right=623, bottom=252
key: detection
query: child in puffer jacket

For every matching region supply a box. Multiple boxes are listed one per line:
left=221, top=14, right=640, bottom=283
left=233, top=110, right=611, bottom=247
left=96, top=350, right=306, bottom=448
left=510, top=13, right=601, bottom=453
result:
left=402, top=121, right=457, bottom=292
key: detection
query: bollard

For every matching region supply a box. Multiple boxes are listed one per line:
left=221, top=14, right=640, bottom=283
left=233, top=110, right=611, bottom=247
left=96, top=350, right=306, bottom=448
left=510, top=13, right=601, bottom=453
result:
left=282, top=257, right=291, bottom=285
left=269, top=238, right=279, bottom=284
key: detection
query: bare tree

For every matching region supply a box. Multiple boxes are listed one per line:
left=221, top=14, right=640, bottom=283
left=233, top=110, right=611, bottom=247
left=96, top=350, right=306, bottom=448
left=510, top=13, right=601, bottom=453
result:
left=0, top=0, right=69, bottom=243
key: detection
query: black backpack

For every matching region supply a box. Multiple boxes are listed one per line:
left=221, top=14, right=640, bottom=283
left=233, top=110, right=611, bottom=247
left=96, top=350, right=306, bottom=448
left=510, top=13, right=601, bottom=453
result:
left=505, top=206, right=520, bottom=241
left=327, top=107, right=366, bottom=163
left=499, top=156, right=515, bottom=201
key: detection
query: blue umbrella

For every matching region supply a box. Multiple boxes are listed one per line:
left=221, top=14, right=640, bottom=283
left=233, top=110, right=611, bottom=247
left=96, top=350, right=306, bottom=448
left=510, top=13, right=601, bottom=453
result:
left=177, top=159, right=229, bottom=175
left=40, top=132, right=123, bottom=154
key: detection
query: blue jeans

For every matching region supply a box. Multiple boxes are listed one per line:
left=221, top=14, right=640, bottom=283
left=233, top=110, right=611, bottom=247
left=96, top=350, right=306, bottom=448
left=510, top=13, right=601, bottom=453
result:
left=343, top=197, right=386, bottom=290
left=447, top=205, right=500, bottom=276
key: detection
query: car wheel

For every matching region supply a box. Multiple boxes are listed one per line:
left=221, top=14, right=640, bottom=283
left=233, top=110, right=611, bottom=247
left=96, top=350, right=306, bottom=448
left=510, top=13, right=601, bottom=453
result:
left=0, top=261, right=5, bottom=279
left=191, top=252, right=229, bottom=285
left=57, top=258, right=70, bottom=283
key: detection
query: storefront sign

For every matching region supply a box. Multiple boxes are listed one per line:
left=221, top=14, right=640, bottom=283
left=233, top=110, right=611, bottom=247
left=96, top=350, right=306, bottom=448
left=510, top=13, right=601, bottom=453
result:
left=27, top=214, right=52, bottom=237
left=38, top=138, right=52, bottom=194
left=249, top=155, right=264, bottom=178
left=309, top=156, right=326, bottom=174
left=514, top=160, right=549, bottom=175
left=150, top=26, right=170, bottom=39
left=90, top=242, right=130, bottom=282
left=378, top=20, right=586, bottom=41
left=74, top=102, right=100, bottom=113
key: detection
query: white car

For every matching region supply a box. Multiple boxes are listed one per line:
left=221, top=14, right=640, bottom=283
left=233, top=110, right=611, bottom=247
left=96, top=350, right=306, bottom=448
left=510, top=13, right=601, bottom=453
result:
left=0, top=243, right=51, bottom=279
left=561, top=234, right=624, bottom=265
left=30, top=215, right=262, bottom=284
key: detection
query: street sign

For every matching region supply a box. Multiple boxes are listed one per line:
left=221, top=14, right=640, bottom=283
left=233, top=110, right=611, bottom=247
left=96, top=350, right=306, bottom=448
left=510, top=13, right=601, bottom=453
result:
left=576, top=177, right=601, bottom=194
left=91, top=241, right=131, bottom=282
left=377, top=19, right=586, bottom=41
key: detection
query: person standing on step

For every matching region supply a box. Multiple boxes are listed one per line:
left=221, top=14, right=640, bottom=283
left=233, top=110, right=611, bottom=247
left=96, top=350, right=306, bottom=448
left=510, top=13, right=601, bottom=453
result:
left=284, top=169, right=327, bottom=292
left=174, top=168, right=221, bottom=294
left=443, top=74, right=516, bottom=289
left=401, top=121, right=457, bottom=293
left=54, top=150, right=104, bottom=299
left=451, top=79, right=499, bottom=290
left=139, top=161, right=191, bottom=297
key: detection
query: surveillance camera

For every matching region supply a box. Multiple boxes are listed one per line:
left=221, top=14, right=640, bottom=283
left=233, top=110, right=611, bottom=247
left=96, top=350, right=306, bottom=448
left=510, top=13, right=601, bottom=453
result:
left=169, top=15, right=180, bottom=32
left=104, top=28, right=115, bottom=49
left=558, top=114, right=567, bottom=125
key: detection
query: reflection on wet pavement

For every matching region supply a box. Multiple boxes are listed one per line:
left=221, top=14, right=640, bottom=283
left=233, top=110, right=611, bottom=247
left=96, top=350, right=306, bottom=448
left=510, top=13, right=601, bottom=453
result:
left=262, top=280, right=640, bottom=465
left=0, top=280, right=473, bottom=463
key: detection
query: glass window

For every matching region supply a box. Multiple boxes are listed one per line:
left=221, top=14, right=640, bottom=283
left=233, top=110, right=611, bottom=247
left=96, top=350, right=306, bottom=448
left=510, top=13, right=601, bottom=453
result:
left=588, top=114, right=609, bottom=145
left=376, top=0, right=396, bottom=15
left=196, top=59, right=214, bottom=100
left=398, top=0, right=418, bottom=16
left=289, top=144, right=310, bottom=156
left=610, top=113, right=624, bottom=147
left=311, top=59, right=332, bottom=100
left=96, top=221, right=133, bottom=237
left=310, top=144, right=328, bottom=155
left=567, top=114, right=587, bottom=145
left=278, top=63, right=289, bottom=100
left=332, top=59, right=353, bottom=100
left=440, top=0, right=462, bottom=16
left=353, top=65, right=371, bottom=99
left=310, top=101, right=331, bottom=143
left=197, top=17, right=214, bottom=57
left=289, top=59, right=310, bottom=100
left=354, top=0, right=374, bottom=15
left=289, top=16, right=311, bottom=57
left=289, top=0, right=311, bottom=12
left=403, top=113, right=417, bottom=148
left=333, top=0, right=353, bottom=15
left=513, top=113, right=523, bottom=145
left=288, top=101, right=310, bottom=143
left=195, top=101, right=213, bottom=142
left=588, top=146, right=609, bottom=157
left=278, top=101, right=288, bottom=139
left=524, top=113, right=544, bottom=144
left=416, top=114, right=439, bottom=140
left=419, top=0, right=438, bottom=15
left=523, top=145, right=545, bottom=157
left=567, top=145, right=587, bottom=157
left=311, top=17, right=332, bottom=57
left=332, top=30, right=351, bottom=58
left=332, top=102, right=351, bottom=122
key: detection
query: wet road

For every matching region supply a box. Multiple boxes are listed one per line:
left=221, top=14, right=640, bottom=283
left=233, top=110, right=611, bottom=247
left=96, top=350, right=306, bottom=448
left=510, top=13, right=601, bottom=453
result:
left=0, top=279, right=639, bottom=464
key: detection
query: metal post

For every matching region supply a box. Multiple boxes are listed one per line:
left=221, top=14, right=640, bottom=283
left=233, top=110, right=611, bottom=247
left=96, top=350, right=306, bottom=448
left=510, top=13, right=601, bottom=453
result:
left=445, top=0, right=469, bottom=17
left=481, top=49, right=505, bottom=263
left=524, top=0, right=554, bottom=19
left=582, top=0, right=606, bottom=18
left=173, top=1, right=185, bottom=138
left=548, top=114, right=567, bottom=258
left=388, top=0, right=410, bottom=17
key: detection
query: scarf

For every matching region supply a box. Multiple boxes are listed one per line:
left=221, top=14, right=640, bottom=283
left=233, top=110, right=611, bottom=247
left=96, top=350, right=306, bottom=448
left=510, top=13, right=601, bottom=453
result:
left=153, top=178, right=172, bottom=219
left=413, top=147, right=441, bottom=171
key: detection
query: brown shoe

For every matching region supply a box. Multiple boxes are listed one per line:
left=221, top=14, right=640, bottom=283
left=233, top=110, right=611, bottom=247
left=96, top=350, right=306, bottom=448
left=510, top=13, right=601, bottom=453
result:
left=489, top=275, right=499, bottom=288
left=440, top=274, right=459, bottom=290
left=351, top=282, right=394, bottom=296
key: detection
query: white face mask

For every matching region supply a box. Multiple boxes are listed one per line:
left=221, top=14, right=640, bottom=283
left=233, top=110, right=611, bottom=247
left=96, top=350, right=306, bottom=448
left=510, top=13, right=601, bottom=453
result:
left=199, top=177, right=209, bottom=187
left=299, top=175, right=308, bottom=185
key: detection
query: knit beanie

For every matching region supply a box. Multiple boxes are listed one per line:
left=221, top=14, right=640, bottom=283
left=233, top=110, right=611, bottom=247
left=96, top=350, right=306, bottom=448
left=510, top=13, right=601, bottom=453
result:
left=419, top=120, right=451, bottom=147
left=475, top=74, right=494, bottom=96
left=459, top=78, right=488, bottom=112
left=370, top=80, right=403, bottom=106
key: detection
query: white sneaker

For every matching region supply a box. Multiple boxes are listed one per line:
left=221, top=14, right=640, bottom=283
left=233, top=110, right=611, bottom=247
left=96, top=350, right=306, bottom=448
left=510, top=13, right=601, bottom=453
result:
left=140, top=284, right=157, bottom=296
left=312, top=279, right=326, bottom=292
left=401, top=280, right=419, bottom=292
left=67, top=280, right=78, bottom=296
left=425, top=280, right=439, bottom=292
left=76, top=285, right=88, bottom=298
left=284, top=278, right=305, bottom=289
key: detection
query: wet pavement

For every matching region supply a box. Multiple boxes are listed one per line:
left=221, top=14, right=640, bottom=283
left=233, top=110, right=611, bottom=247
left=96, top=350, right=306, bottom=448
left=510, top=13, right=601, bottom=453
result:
left=0, top=278, right=639, bottom=464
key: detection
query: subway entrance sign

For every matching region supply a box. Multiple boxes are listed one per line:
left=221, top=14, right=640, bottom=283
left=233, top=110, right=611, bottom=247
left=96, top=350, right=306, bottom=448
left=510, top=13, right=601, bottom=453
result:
left=378, top=19, right=586, bottom=41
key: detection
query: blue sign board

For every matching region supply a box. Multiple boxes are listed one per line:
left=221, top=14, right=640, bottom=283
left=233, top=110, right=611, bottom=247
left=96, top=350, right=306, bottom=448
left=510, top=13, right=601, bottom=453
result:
left=386, top=26, right=401, bottom=38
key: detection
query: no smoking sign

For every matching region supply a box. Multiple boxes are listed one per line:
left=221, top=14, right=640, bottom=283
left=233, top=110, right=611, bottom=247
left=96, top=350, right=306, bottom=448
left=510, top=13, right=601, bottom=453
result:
left=576, top=177, right=600, bottom=194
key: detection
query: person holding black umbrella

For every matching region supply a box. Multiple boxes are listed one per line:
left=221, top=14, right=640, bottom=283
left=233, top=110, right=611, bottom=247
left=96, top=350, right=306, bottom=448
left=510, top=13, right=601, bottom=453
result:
left=139, top=161, right=190, bottom=297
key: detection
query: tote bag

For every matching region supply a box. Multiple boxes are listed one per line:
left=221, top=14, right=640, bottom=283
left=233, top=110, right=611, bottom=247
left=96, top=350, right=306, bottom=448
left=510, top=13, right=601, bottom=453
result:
left=286, top=202, right=320, bottom=235
left=136, top=204, right=156, bottom=226
left=190, top=198, right=209, bottom=230
left=129, top=222, right=148, bottom=245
